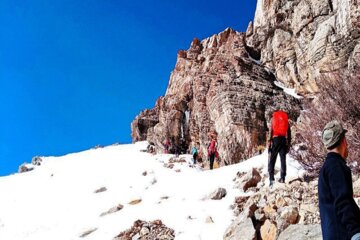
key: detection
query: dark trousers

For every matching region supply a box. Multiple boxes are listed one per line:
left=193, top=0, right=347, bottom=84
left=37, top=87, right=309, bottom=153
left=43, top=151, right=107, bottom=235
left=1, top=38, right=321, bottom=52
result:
left=268, top=136, right=287, bottom=181
left=209, top=153, right=215, bottom=170
left=193, top=153, right=198, bottom=164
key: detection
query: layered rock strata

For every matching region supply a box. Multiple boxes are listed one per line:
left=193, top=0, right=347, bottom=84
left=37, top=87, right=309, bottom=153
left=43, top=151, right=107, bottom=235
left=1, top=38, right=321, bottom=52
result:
left=246, top=0, right=360, bottom=94
left=132, top=28, right=300, bottom=164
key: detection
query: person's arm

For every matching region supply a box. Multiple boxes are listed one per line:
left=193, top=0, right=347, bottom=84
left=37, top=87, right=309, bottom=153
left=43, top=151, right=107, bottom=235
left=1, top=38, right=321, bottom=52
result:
left=268, top=119, right=273, bottom=148
left=327, top=163, right=360, bottom=237
left=287, top=125, right=292, bottom=147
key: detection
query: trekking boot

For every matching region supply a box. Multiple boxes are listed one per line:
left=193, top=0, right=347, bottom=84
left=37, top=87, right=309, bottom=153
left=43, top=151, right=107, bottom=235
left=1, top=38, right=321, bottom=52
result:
left=278, top=178, right=285, bottom=183
left=269, top=180, right=274, bottom=187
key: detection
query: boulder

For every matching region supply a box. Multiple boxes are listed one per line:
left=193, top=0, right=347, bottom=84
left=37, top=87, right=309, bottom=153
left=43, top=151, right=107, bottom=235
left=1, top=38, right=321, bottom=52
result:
left=277, top=224, right=322, bottom=240
left=224, top=214, right=256, bottom=240
left=260, top=219, right=278, bottom=240
left=280, top=206, right=299, bottom=224
left=208, top=187, right=227, bottom=200
left=237, top=168, right=262, bottom=192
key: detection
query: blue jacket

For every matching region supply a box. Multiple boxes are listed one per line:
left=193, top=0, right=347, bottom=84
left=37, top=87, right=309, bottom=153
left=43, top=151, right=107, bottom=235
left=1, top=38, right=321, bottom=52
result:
left=318, top=152, right=360, bottom=240
left=191, top=147, right=198, bottom=155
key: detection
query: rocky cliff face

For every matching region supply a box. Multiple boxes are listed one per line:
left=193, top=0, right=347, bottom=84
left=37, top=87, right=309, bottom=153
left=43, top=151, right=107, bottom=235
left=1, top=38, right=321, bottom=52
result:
left=247, top=0, right=360, bottom=94
left=132, top=0, right=360, bottom=166
left=132, top=28, right=301, bottom=164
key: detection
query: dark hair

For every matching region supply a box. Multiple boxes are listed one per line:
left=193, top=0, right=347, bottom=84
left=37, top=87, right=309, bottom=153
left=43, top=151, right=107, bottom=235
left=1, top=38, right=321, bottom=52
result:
left=327, top=132, right=346, bottom=150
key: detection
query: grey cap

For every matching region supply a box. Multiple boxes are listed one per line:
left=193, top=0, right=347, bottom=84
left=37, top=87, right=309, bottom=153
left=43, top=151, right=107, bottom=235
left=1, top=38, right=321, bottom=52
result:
left=322, top=120, right=347, bottom=148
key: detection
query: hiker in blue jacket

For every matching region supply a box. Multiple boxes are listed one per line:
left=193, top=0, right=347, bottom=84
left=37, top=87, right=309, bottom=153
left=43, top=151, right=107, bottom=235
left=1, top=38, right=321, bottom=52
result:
left=191, top=144, right=198, bottom=164
left=318, top=120, right=360, bottom=240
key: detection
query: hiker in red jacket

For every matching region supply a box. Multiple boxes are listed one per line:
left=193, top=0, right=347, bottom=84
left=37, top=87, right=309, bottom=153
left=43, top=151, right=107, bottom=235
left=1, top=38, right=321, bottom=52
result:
left=163, top=138, right=170, bottom=154
left=268, top=110, right=291, bottom=186
left=208, top=136, right=218, bottom=170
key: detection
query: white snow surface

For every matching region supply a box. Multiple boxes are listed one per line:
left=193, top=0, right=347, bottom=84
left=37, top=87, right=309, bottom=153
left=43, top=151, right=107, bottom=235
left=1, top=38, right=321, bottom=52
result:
left=0, top=142, right=305, bottom=240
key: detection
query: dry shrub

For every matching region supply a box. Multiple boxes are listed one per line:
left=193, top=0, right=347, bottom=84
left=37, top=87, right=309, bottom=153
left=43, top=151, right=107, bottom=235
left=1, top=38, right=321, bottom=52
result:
left=294, top=68, right=360, bottom=176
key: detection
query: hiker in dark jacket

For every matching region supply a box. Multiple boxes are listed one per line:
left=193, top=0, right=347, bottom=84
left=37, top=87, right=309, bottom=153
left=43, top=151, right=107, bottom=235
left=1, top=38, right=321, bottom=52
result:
left=318, top=120, right=360, bottom=240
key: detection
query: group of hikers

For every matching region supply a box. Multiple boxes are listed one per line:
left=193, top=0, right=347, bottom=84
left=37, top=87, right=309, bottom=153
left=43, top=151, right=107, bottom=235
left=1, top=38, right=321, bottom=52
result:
left=190, top=131, right=219, bottom=170
left=163, top=131, right=220, bottom=169
left=161, top=109, right=360, bottom=240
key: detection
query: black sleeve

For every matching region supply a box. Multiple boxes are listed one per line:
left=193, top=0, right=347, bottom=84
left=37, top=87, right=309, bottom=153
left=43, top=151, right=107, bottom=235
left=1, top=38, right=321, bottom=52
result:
left=327, top=163, right=360, bottom=236
left=287, top=126, right=291, bottom=145
left=268, top=119, right=273, bottom=142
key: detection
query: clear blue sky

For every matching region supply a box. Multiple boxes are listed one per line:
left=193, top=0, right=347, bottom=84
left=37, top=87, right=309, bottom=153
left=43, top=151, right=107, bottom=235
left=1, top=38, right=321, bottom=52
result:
left=0, top=0, right=256, bottom=176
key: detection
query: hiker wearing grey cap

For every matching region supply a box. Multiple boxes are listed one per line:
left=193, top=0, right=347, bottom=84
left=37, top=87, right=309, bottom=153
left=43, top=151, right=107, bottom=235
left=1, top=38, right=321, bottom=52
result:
left=318, top=120, right=360, bottom=240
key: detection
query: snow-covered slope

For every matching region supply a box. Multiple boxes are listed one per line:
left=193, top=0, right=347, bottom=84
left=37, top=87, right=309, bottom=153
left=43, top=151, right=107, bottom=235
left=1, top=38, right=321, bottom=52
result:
left=0, top=142, right=304, bottom=240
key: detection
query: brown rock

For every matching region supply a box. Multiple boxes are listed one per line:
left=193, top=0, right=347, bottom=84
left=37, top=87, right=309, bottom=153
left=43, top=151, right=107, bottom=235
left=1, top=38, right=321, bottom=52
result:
left=209, top=187, right=227, bottom=200
left=276, top=197, right=288, bottom=208
left=280, top=206, right=299, bottom=224
left=128, top=199, right=142, bottom=205
left=232, top=196, right=250, bottom=215
left=263, top=204, right=277, bottom=218
left=260, top=219, right=278, bottom=240
left=237, top=168, right=262, bottom=192
left=94, top=187, right=107, bottom=194
left=100, top=204, right=124, bottom=217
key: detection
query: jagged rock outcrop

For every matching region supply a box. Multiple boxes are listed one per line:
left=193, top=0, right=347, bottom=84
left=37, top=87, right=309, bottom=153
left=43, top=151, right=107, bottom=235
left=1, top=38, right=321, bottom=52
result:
left=132, top=28, right=301, bottom=164
left=31, top=156, right=42, bottom=166
left=246, top=0, right=360, bottom=94
left=18, top=163, right=34, bottom=173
